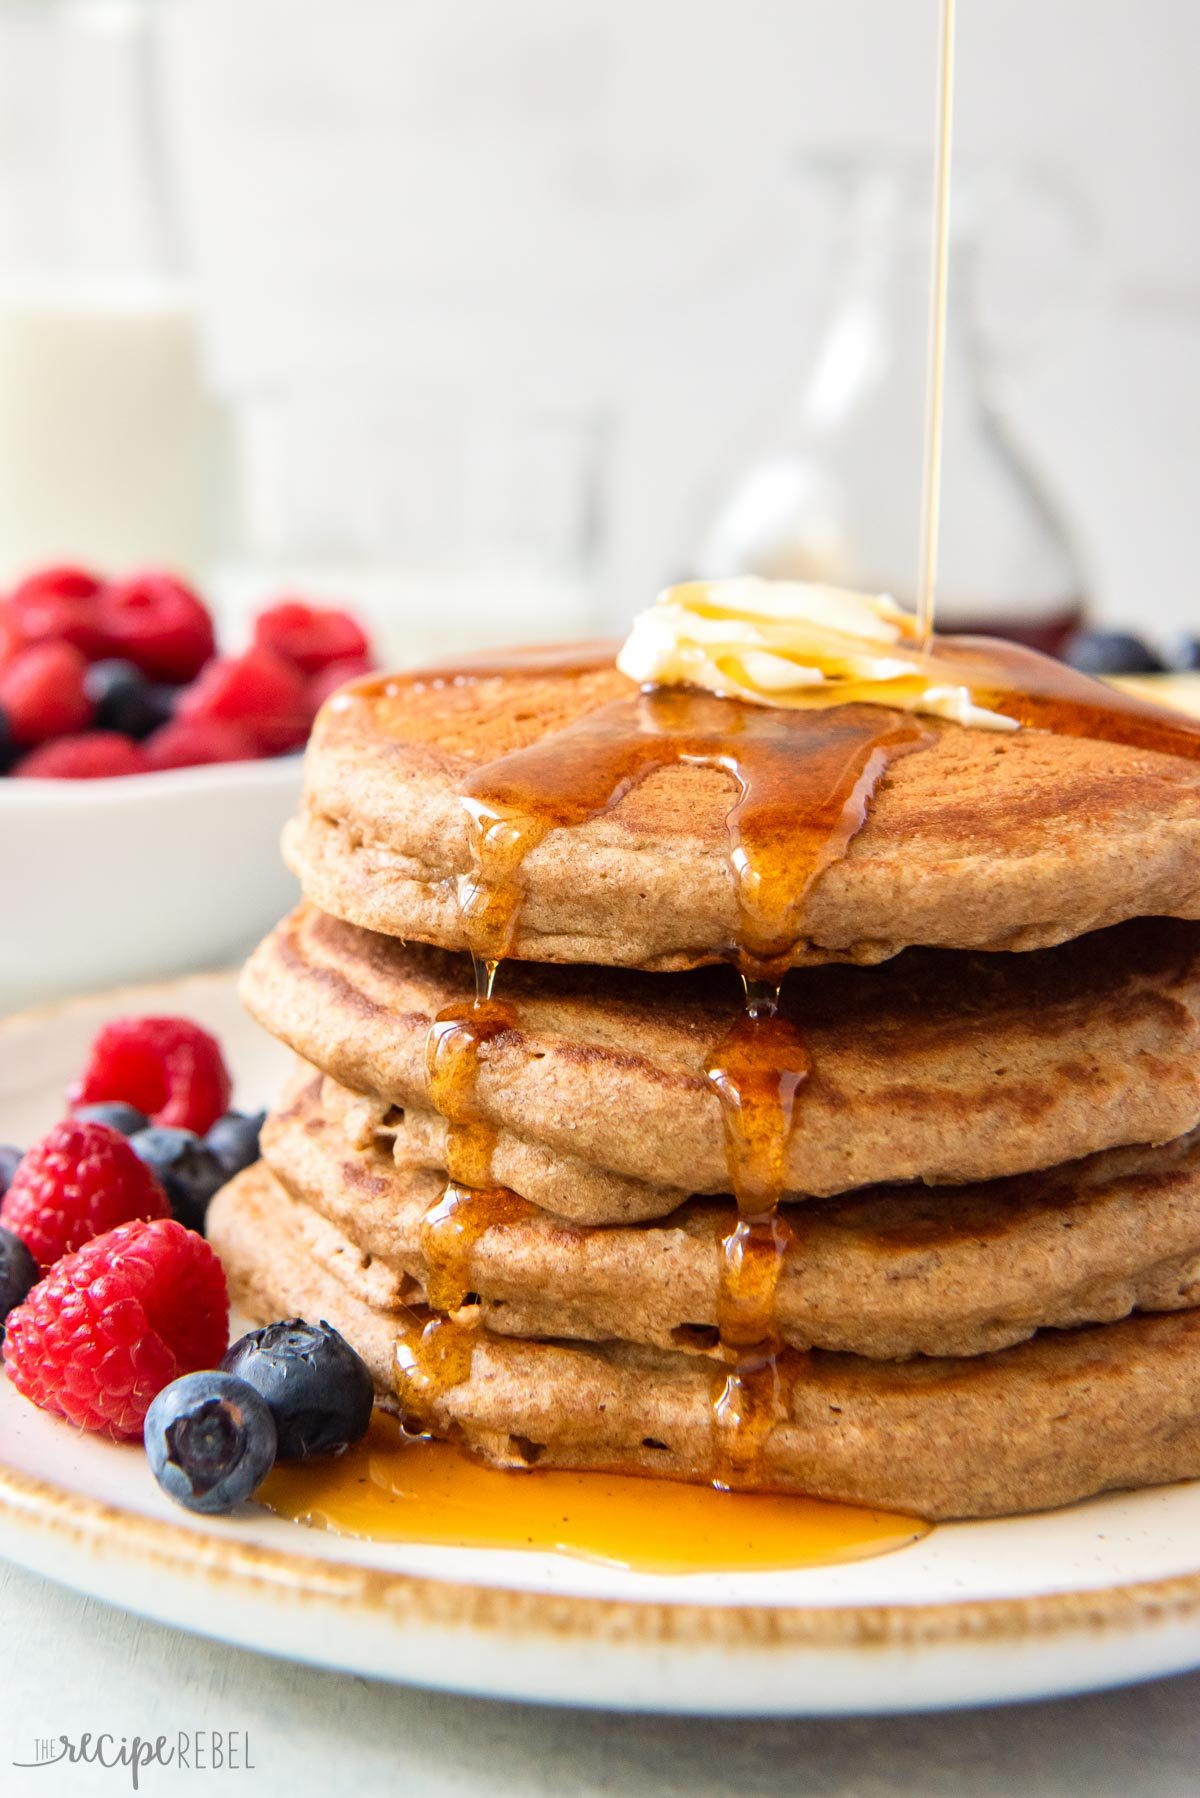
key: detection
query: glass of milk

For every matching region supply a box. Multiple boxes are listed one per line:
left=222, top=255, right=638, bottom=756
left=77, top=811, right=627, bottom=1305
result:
left=0, top=0, right=232, bottom=582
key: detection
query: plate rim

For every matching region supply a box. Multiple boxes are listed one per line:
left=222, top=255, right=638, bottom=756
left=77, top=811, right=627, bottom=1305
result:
left=5, top=974, right=1200, bottom=1663
left=6, top=1451, right=1200, bottom=1654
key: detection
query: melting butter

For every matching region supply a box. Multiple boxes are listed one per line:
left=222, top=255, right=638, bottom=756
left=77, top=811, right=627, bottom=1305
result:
left=617, top=578, right=1017, bottom=731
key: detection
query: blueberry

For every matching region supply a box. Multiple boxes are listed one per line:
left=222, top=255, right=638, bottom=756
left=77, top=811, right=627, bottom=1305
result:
left=0, top=1226, right=38, bottom=1334
left=1162, top=633, right=1200, bottom=673
left=73, top=1101, right=150, bottom=1138
left=130, top=1126, right=228, bottom=1232
left=221, top=1318, right=373, bottom=1460
left=0, top=1145, right=23, bottom=1196
left=0, top=706, right=17, bottom=775
left=146, top=683, right=178, bottom=726
left=84, top=660, right=176, bottom=741
left=1063, top=630, right=1164, bottom=676
left=145, top=1371, right=277, bottom=1514
left=205, top=1110, right=265, bottom=1178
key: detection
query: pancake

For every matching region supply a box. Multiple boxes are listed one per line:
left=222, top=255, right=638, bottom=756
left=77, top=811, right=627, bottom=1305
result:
left=242, top=905, right=1200, bottom=1220
left=258, top=1076, right=1200, bottom=1360
left=209, top=1163, right=1200, bottom=1521
left=288, top=657, right=1200, bottom=970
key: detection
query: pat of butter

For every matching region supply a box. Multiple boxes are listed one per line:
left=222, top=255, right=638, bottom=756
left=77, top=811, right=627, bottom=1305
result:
left=616, top=578, right=1017, bottom=731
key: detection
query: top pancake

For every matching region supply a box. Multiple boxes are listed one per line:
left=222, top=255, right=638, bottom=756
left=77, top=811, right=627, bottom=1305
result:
left=287, top=656, right=1200, bottom=970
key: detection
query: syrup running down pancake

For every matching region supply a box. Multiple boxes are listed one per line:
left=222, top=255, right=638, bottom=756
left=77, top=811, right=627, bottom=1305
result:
left=204, top=0, right=1200, bottom=1541
left=242, top=906, right=1200, bottom=1222
left=247, top=1076, right=1200, bottom=1362
left=210, top=1162, right=1200, bottom=1522
left=289, top=639, right=1200, bottom=973
left=223, top=617, right=1200, bottom=1527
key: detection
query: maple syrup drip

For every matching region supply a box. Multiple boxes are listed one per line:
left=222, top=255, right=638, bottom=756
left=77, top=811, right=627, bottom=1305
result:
left=476, top=954, right=499, bottom=1003
left=393, top=1313, right=476, bottom=1433
left=457, top=799, right=553, bottom=967
left=414, top=680, right=924, bottom=1498
left=419, top=1180, right=537, bottom=1312
left=716, top=1213, right=796, bottom=1350
left=703, top=994, right=811, bottom=1217
left=456, top=690, right=930, bottom=973
left=696, top=976, right=805, bottom=1485
left=711, top=1348, right=792, bottom=1493
left=425, top=992, right=516, bottom=1188
left=260, top=1413, right=928, bottom=1574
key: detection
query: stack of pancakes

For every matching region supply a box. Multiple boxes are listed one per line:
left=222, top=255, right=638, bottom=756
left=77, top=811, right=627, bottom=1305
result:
left=209, top=651, right=1200, bottom=1521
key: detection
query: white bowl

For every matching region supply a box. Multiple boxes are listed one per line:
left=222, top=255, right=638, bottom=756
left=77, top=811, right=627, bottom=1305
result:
left=0, top=756, right=304, bottom=1014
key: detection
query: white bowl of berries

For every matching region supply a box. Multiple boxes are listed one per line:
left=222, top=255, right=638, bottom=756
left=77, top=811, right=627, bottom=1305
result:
left=0, top=567, right=374, bottom=1012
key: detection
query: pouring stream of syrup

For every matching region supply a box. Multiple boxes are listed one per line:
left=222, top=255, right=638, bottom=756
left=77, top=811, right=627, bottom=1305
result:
left=916, top=0, right=957, bottom=646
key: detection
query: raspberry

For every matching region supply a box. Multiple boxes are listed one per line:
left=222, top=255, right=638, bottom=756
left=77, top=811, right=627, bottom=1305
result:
left=254, top=601, right=370, bottom=677
left=307, top=654, right=374, bottom=715
left=143, top=716, right=258, bottom=772
left=69, top=1016, right=233, bottom=1135
left=11, top=565, right=103, bottom=606
left=0, top=1119, right=170, bottom=1270
left=0, top=604, right=28, bottom=670
left=10, top=565, right=106, bottom=659
left=3, top=1217, right=229, bottom=1438
left=0, top=641, right=93, bottom=745
left=177, top=645, right=309, bottom=756
left=14, top=732, right=149, bottom=780
left=96, top=572, right=215, bottom=683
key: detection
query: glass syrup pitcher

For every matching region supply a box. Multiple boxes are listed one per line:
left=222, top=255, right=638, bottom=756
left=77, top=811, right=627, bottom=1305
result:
left=690, top=153, right=1090, bottom=654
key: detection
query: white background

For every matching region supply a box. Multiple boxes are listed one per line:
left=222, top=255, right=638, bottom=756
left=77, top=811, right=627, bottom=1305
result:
left=161, top=0, right=1200, bottom=632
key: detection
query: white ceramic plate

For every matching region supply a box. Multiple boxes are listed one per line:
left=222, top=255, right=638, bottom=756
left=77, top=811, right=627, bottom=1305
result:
left=4, top=974, right=1200, bottom=1715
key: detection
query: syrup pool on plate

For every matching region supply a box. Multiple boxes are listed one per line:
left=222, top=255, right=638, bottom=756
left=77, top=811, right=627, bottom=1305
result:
left=259, top=1415, right=928, bottom=1575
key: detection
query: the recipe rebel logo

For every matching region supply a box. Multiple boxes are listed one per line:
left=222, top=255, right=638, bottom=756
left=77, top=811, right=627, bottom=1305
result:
left=13, top=1731, right=255, bottom=1788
